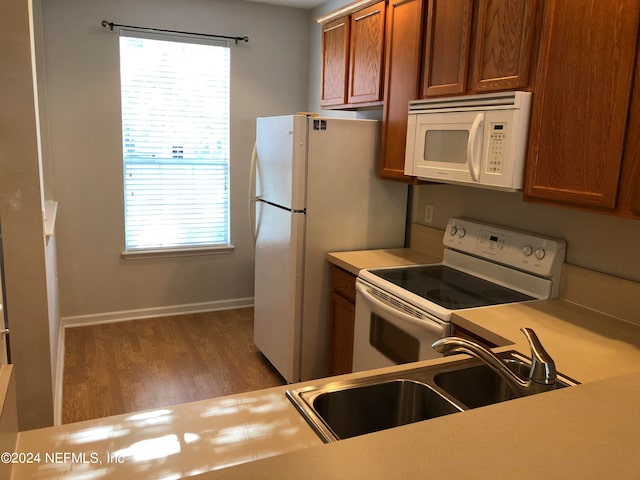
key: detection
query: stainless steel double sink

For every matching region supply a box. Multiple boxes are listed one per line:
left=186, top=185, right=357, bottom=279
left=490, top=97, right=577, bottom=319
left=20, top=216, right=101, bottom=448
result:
left=286, top=352, right=577, bottom=443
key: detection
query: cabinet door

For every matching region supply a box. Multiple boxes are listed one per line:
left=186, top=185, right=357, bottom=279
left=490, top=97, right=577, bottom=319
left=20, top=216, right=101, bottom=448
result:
left=321, top=17, right=350, bottom=107
left=330, top=265, right=356, bottom=303
left=631, top=164, right=640, bottom=215
left=329, top=292, right=355, bottom=376
left=618, top=32, right=640, bottom=217
left=379, top=0, right=424, bottom=181
left=421, top=0, right=473, bottom=97
left=471, top=0, right=538, bottom=92
left=524, top=0, right=640, bottom=209
left=348, top=1, right=386, bottom=104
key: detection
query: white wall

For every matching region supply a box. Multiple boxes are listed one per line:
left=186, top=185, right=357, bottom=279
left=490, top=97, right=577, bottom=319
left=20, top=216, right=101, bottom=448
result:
left=0, top=0, right=55, bottom=430
left=414, top=184, right=640, bottom=284
left=40, top=0, right=310, bottom=319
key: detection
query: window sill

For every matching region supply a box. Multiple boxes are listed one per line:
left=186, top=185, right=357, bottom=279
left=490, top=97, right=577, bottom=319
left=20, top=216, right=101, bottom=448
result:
left=121, top=245, right=235, bottom=260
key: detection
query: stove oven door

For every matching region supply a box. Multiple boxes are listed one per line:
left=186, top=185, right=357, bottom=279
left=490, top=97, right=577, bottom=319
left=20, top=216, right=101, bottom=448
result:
left=352, top=280, right=450, bottom=373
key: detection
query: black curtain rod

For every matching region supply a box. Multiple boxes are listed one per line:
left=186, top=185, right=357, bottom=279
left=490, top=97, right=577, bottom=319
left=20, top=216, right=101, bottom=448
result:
left=101, top=20, right=249, bottom=44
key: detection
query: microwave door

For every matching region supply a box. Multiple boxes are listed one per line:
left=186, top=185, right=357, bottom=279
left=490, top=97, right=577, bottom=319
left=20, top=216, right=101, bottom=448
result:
left=467, top=112, right=485, bottom=182
left=410, top=111, right=485, bottom=185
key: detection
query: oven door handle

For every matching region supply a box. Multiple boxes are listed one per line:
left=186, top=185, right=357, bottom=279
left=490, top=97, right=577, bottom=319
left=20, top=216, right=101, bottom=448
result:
left=356, top=283, right=446, bottom=335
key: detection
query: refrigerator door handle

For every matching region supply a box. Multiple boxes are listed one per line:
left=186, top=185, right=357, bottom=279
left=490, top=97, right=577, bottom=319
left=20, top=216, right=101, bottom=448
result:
left=248, top=142, right=261, bottom=244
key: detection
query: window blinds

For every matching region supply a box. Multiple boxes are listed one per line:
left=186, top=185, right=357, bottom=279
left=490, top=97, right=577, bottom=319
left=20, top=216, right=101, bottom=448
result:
left=119, top=31, right=230, bottom=251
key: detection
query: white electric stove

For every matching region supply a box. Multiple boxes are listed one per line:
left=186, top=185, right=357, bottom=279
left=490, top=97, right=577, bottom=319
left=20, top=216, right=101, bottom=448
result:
left=352, top=218, right=567, bottom=372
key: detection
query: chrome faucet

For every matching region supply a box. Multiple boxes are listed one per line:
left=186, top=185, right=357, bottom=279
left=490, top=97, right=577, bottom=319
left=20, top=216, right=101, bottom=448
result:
left=432, top=327, right=557, bottom=397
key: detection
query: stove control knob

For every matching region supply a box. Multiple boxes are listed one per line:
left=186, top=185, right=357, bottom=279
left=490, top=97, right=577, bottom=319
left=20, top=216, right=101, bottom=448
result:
left=449, top=225, right=458, bottom=236
left=457, top=227, right=466, bottom=238
left=534, top=247, right=546, bottom=260
left=522, top=245, right=533, bottom=256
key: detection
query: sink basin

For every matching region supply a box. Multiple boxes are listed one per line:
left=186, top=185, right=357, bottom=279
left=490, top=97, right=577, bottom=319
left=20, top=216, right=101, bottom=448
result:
left=311, top=379, right=461, bottom=440
left=288, top=378, right=462, bottom=442
left=287, top=351, right=578, bottom=443
left=434, top=358, right=571, bottom=409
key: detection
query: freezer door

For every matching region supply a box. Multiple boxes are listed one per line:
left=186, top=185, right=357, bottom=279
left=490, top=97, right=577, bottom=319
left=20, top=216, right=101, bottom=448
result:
left=253, top=201, right=305, bottom=383
left=255, top=115, right=307, bottom=210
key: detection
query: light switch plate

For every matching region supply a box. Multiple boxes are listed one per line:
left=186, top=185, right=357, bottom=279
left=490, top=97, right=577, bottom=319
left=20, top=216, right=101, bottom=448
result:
left=424, top=203, right=434, bottom=224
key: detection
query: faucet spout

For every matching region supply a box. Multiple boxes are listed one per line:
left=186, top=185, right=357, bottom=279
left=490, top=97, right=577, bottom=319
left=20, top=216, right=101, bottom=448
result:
left=432, top=327, right=557, bottom=397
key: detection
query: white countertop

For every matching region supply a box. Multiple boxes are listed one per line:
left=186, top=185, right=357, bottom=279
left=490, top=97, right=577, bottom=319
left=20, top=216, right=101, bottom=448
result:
left=14, top=385, right=322, bottom=479
left=203, top=297, right=640, bottom=480
left=327, top=247, right=442, bottom=275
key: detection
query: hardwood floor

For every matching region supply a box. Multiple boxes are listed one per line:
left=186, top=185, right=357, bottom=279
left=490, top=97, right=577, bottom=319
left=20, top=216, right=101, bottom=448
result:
left=62, top=307, right=285, bottom=424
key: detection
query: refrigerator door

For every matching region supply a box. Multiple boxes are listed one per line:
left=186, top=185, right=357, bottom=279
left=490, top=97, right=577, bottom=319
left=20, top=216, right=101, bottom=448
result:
left=253, top=200, right=305, bottom=383
left=299, top=117, right=408, bottom=381
left=255, top=115, right=307, bottom=210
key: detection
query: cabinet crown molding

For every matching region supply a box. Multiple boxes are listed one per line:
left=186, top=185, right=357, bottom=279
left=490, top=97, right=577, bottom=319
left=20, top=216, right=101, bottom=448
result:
left=316, top=0, right=382, bottom=24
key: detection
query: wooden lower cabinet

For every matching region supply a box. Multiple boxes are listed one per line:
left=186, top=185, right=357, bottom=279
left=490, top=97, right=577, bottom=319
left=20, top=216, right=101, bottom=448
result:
left=330, top=292, right=355, bottom=375
left=329, top=265, right=357, bottom=375
left=450, top=325, right=498, bottom=350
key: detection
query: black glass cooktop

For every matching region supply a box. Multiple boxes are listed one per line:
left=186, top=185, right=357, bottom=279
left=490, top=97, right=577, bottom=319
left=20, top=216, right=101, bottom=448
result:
left=370, top=265, right=534, bottom=310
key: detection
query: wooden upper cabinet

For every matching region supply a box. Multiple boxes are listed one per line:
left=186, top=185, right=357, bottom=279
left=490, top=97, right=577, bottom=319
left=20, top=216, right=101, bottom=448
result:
left=379, top=0, right=424, bottom=181
left=348, top=1, right=386, bottom=104
left=321, top=17, right=350, bottom=107
left=524, top=0, right=640, bottom=210
left=617, top=29, right=640, bottom=217
left=421, top=0, right=473, bottom=97
left=471, top=0, right=538, bottom=92
left=421, top=0, right=539, bottom=98
left=319, top=1, right=385, bottom=108
left=630, top=164, right=640, bottom=215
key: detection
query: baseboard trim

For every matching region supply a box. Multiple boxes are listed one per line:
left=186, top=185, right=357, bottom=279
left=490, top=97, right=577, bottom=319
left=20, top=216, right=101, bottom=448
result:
left=60, top=297, right=255, bottom=328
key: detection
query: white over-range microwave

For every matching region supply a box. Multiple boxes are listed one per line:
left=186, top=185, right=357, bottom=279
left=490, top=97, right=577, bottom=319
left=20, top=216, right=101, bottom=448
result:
left=404, top=91, right=532, bottom=191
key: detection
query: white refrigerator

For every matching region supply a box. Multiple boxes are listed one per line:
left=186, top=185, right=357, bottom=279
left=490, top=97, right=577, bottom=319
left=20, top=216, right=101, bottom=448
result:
left=251, top=114, right=407, bottom=383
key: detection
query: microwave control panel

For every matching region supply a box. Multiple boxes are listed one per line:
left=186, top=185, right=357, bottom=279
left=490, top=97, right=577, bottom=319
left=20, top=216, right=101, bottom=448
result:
left=443, top=218, right=567, bottom=278
left=486, top=123, right=507, bottom=174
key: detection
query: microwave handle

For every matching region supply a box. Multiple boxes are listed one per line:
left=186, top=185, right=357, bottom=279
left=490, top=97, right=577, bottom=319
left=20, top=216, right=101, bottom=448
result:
left=467, top=113, right=484, bottom=182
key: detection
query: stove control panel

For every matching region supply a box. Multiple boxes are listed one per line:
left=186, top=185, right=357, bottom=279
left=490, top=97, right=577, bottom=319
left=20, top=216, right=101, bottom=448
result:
left=443, top=218, right=566, bottom=278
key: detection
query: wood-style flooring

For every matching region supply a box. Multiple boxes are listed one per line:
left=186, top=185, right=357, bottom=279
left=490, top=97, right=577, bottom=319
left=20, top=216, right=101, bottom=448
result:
left=62, top=308, right=285, bottom=424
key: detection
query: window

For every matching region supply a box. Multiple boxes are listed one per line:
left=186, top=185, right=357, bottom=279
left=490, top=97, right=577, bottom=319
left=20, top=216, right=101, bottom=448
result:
left=119, top=30, right=231, bottom=253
